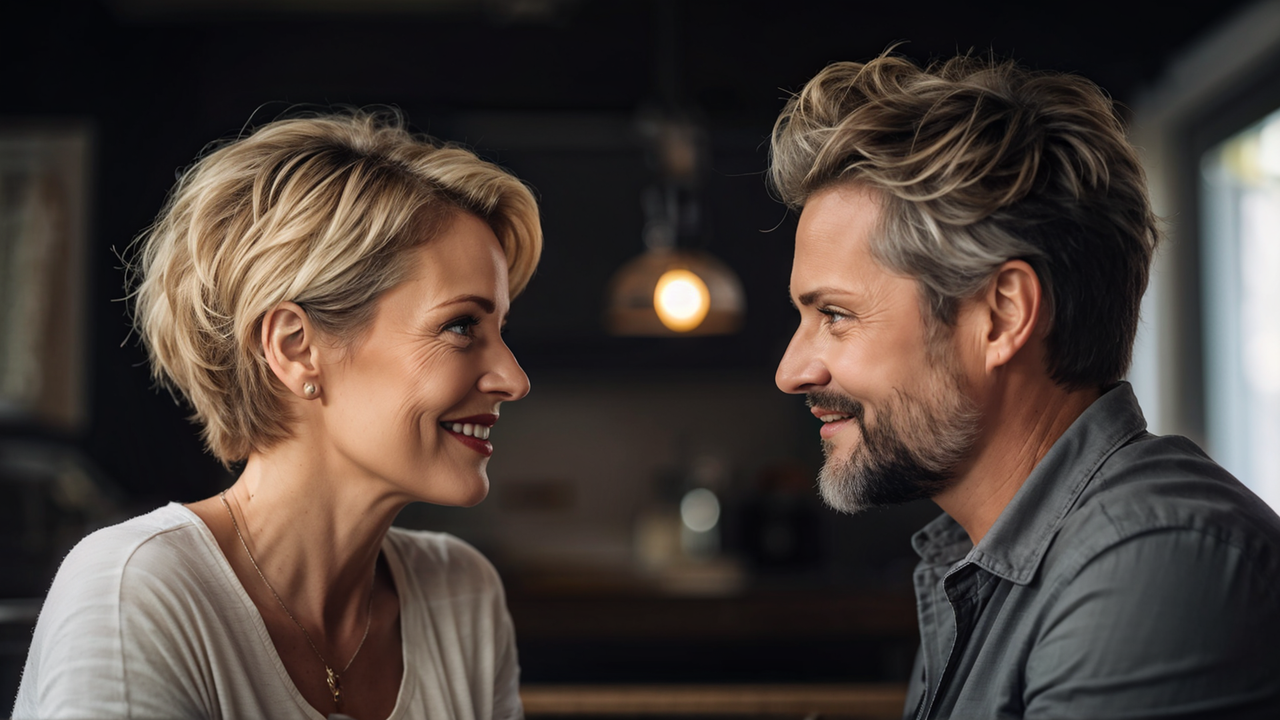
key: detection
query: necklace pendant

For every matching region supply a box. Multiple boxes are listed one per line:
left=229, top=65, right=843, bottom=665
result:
left=326, top=666, right=342, bottom=708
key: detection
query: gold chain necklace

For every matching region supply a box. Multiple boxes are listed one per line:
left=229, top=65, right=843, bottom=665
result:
left=220, top=491, right=374, bottom=711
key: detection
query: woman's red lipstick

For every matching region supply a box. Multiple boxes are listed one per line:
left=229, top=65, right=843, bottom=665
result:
left=439, top=414, right=499, bottom=457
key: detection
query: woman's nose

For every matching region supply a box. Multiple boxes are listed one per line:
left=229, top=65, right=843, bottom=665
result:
left=481, top=340, right=531, bottom=401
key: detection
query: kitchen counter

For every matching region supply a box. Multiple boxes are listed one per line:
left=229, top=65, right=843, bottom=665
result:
left=506, top=575, right=920, bottom=685
left=521, top=683, right=909, bottom=718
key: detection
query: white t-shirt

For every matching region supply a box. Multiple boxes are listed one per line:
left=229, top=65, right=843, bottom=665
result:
left=12, top=504, right=522, bottom=720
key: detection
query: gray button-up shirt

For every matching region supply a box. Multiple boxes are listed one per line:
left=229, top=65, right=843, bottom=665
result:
left=904, top=383, right=1280, bottom=719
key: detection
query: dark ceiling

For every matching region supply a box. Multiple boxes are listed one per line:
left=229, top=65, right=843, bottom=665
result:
left=9, top=0, right=1259, bottom=117
left=2, top=0, right=1260, bottom=498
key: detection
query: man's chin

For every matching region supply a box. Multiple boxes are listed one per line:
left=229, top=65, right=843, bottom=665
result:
left=817, top=473, right=869, bottom=515
left=816, top=459, right=878, bottom=515
left=817, top=457, right=952, bottom=515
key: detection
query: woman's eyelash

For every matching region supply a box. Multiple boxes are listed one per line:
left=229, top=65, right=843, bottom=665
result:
left=443, top=316, right=481, bottom=336
left=819, top=307, right=853, bottom=322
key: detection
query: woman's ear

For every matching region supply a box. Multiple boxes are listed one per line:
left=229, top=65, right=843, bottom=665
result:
left=982, top=260, right=1042, bottom=374
left=261, top=302, right=322, bottom=399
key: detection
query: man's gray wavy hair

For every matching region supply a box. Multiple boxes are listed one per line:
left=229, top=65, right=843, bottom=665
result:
left=770, top=52, right=1159, bottom=390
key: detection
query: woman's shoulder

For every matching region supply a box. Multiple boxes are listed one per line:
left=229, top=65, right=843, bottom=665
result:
left=41, top=502, right=229, bottom=627
left=384, top=527, right=505, bottom=598
left=18, top=506, right=239, bottom=718
left=57, top=503, right=212, bottom=582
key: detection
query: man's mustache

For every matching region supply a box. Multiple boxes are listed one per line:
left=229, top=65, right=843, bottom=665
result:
left=805, top=389, right=866, bottom=424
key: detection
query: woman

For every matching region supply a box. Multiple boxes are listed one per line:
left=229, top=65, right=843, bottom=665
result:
left=13, top=110, right=542, bottom=720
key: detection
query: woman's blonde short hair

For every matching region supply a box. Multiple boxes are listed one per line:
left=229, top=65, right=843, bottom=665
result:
left=131, top=109, right=542, bottom=465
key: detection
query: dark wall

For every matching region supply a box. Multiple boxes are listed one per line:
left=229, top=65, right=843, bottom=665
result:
left=1, top=0, right=1255, bottom=504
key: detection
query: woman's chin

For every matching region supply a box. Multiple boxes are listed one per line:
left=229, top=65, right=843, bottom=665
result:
left=429, top=476, right=490, bottom=509
left=457, top=488, right=490, bottom=508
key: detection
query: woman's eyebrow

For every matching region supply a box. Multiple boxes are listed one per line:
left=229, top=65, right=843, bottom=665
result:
left=795, top=287, right=843, bottom=306
left=436, top=294, right=497, bottom=314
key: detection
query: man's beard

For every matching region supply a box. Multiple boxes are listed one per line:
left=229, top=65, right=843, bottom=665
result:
left=807, top=365, right=981, bottom=515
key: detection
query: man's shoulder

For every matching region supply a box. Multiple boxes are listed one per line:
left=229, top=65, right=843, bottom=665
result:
left=1082, top=432, right=1280, bottom=548
left=1046, top=432, right=1280, bottom=585
left=1004, top=433, right=1280, bottom=717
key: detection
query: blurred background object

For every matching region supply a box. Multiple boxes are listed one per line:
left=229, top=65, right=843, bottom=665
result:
left=0, top=127, right=90, bottom=431
left=5, top=0, right=1280, bottom=712
left=606, top=8, right=746, bottom=338
left=1198, top=108, right=1280, bottom=510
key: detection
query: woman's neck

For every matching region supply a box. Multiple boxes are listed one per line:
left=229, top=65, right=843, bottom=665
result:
left=202, top=438, right=407, bottom=634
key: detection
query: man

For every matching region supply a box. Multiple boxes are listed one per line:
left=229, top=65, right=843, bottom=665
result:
left=770, top=53, right=1280, bottom=719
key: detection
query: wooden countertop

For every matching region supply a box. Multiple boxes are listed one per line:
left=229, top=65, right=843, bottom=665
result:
left=508, top=587, right=919, bottom=642
left=521, top=683, right=909, bottom=718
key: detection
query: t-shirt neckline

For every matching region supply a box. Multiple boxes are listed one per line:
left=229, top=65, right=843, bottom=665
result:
left=168, top=502, right=414, bottom=720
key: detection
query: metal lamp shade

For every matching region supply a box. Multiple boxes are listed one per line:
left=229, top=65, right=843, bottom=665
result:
left=605, top=248, right=745, bottom=336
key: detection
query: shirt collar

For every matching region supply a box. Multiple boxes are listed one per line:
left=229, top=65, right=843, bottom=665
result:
left=911, top=382, right=1149, bottom=583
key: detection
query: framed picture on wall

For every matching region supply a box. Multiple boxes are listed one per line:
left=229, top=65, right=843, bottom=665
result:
left=0, top=125, right=91, bottom=431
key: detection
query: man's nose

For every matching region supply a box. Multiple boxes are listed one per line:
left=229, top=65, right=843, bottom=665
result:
left=775, top=332, right=830, bottom=394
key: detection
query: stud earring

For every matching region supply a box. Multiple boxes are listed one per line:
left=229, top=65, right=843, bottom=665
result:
left=303, top=382, right=317, bottom=397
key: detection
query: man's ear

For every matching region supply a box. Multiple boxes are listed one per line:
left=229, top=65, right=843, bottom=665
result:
left=982, top=260, right=1042, bottom=374
left=261, top=302, right=322, bottom=399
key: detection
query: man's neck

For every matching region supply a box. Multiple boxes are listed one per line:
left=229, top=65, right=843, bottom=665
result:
left=935, top=377, right=1101, bottom=547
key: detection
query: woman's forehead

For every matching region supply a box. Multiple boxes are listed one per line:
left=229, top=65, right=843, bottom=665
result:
left=389, top=217, right=511, bottom=313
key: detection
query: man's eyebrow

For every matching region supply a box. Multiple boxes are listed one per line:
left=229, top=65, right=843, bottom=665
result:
left=437, top=294, right=497, bottom=314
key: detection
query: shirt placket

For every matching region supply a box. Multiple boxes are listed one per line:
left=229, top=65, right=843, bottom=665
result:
left=910, top=560, right=952, bottom=720
left=917, top=562, right=983, bottom=720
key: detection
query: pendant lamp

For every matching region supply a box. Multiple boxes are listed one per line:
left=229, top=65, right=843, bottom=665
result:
left=605, top=116, right=745, bottom=337
left=607, top=247, right=744, bottom=336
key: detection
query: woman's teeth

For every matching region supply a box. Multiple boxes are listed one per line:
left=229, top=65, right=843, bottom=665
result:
left=444, top=422, right=490, bottom=440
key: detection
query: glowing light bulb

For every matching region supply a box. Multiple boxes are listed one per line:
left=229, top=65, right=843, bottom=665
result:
left=680, top=488, right=721, bottom=533
left=653, top=269, right=710, bottom=332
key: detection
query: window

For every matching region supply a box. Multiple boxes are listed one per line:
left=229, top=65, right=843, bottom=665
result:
left=1200, top=108, right=1280, bottom=509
